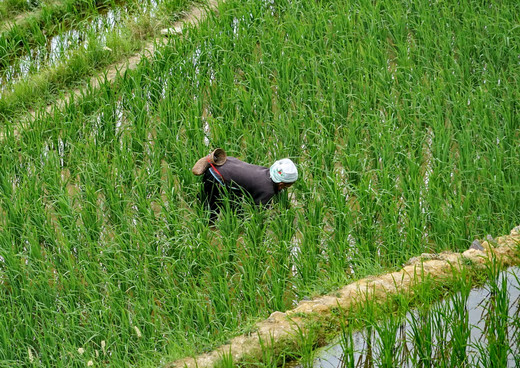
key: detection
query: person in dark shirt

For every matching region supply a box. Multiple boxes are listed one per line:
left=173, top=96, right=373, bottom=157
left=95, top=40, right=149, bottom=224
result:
left=196, top=154, right=298, bottom=222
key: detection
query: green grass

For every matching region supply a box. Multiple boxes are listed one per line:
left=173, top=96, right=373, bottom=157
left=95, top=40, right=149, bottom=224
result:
left=0, top=0, right=519, bottom=366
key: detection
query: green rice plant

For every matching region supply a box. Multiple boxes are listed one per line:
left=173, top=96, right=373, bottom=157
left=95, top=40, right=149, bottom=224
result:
left=321, top=176, right=356, bottom=282
left=337, top=316, right=356, bottom=368
left=292, top=323, right=317, bottom=368
left=265, top=202, right=297, bottom=310
left=0, top=0, right=519, bottom=365
left=0, top=0, right=195, bottom=119
left=236, top=207, right=269, bottom=314
left=408, top=308, right=434, bottom=367
left=256, top=332, right=292, bottom=368
left=318, top=267, right=520, bottom=368
left=447, top=284, right=471, bottom=366
left=0, top=1, right=107, bottom=65
left=215, top=348, right=235, bottom=368
left=510, top=269, right=520, bottom=368
left=373, top=312, right=403, bottom=368
left=293, top=195, right=325, bottom=290
left=473, top=259, right=512, bottom=367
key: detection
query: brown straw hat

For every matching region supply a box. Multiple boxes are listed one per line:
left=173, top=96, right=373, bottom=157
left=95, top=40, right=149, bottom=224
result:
left=192, top=148, right=227, bottom=175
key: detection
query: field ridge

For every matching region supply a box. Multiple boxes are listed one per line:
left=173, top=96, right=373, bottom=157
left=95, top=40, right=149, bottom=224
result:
left=168, top=226, right=520, bottom=368
left=1, top=0, right=518, bottom=366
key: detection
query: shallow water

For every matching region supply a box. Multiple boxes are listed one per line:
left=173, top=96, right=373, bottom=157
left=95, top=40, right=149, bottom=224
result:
left=0, top=0, right=163, bottom=93
left=303, top=267, right=520, bottom=368
left=0, top=8, right=124, bottom=93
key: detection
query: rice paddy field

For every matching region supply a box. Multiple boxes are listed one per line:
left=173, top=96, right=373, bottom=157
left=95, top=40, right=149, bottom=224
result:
left=0, top=0, right=519, bottom=366
left=298, top=264, right=520, bottom=368
left=0, top=0, right=193, bottom=116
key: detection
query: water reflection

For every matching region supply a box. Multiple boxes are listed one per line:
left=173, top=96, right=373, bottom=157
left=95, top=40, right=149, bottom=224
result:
left=0, top=8, right=123, bottom=93
left=301, top=267, right=520, bottom=368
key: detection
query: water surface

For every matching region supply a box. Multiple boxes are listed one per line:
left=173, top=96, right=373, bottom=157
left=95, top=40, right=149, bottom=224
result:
left=304, top=266, right=520, bottom=368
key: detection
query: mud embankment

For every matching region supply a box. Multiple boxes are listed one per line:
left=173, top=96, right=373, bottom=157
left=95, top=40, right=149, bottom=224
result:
left=166, top=225, right=520, bottom=368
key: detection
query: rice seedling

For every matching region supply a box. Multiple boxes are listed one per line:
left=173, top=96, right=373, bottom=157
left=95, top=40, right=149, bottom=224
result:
left=256, top=333, right=285, bottom=368
left=338, top=317, right=356, bottom=368
left=0, top=0, right=519, bottom=366
left=297, top=265, right=520, bottom=368
left=510, top=269, right=520, bottom=367
left=215, top=348, right=235, bottom=368
left=471, top=257, right=514, bottom=367
left=373, top=312, right=403, bottom=368
left=408, top=307, right=434, bottom=367
left=292, top=323, right=318, bottom=368
left=447, top=282, right=471, bottom=366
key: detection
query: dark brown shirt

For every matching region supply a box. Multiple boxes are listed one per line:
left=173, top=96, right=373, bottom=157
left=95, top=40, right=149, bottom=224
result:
left=210, top=156, right=278, bottom=205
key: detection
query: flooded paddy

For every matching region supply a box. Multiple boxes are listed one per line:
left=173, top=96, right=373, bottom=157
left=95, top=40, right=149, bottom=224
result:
left=299, top=267, right=520, bottom=368
left=0, top=8, right=124, bottom=91
left=0, top=0, right=195, bottom=116
left=0, top=1, right=159, bottom=93
left=1, top=0, right=519, bottom=366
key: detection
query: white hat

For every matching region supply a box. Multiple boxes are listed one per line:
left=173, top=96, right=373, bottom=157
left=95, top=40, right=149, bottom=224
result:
left=269, top=158, right=298, bottom=183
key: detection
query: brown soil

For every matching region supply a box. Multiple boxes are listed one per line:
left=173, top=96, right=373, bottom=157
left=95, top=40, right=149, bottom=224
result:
left=165, top=225, right=520, bottom=368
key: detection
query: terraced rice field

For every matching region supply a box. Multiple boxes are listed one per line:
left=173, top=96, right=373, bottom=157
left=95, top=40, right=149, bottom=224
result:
left=0, top=0, right=193, bottom=117
left=0, top=0, right=519, bottom=366
left=296, top=264, right=520, bottom=368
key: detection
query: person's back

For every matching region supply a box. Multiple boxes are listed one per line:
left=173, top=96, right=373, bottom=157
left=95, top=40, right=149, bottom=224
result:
left=213, top=157, right=277, bottom=205
left=194, top=150, right=298, bottom=222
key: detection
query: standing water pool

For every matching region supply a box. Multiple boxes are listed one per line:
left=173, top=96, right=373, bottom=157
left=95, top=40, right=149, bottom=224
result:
left=299, top=267, right=520, bottom=368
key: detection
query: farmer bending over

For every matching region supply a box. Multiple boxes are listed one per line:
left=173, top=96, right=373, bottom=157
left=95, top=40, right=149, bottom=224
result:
left=193, top=149, right=298, bottom=221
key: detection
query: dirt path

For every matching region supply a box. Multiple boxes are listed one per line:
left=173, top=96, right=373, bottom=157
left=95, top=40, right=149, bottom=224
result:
left=165, top=225, right=520, bottom=368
